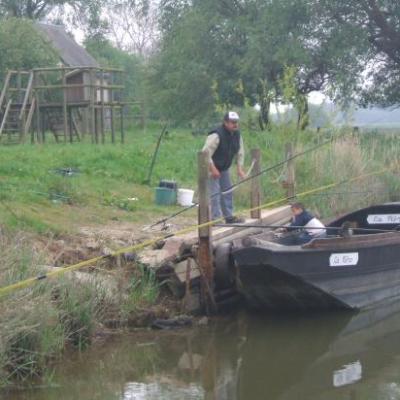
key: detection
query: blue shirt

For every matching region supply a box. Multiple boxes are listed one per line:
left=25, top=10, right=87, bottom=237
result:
left=288, top=210, right=314, bottom=231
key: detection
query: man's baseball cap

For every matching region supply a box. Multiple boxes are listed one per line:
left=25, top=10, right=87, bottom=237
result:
left=223, top=111, right=240, bottom=121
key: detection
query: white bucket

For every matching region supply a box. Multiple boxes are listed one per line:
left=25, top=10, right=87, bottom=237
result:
left=177, top=188, right=195, bottom=206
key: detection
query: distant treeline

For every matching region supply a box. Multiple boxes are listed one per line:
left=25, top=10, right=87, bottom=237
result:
left=1, top=1, right=400, bottom=128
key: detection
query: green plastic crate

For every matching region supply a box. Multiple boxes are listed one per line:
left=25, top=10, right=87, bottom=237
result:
left=155, top=187, right=177, bottom=206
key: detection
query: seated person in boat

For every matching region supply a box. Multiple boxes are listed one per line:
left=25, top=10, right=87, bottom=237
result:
left=278, top=202, right=326, bottom=245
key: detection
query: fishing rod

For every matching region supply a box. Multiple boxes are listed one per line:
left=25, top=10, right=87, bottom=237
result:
left=149, top=130, right=341, bottom=228
left=1, top=166, right=394, bottom=298
left=302, top=190, right=393, bottom=197
left=213, top=223, right=400, bottom=234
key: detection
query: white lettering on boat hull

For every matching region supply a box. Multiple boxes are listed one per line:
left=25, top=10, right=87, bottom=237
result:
left=329, top=253, right=359, bottom=267
left=367, top=214, right=400, bottom=224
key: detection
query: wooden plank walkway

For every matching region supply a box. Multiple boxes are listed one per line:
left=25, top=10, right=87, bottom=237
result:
left=138, top=205, right=291, bottom=270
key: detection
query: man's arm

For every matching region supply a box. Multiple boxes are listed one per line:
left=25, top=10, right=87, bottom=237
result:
left=202, top=133, right=220, bottom=178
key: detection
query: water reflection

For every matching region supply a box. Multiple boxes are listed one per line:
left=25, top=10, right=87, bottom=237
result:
left=5, top=301, right=400, bottom=400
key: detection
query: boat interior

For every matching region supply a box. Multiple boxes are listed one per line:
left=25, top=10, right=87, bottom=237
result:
left=237, top=203, right=400, bottom=250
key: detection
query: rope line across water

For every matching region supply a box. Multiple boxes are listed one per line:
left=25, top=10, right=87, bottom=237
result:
left=0, top=165, right=395, bottom=299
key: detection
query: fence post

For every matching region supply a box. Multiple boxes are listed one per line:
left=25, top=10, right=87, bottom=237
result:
left=285, top=143, right=296, bottom=200
left=250, top=148, right=261, bottom=219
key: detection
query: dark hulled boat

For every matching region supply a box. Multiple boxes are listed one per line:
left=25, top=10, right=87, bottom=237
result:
left=216, top=203, right=400, bottom=311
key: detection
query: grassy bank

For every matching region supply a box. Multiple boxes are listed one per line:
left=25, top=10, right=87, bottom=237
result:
left=0, top=230, right=160, bottom=389
left=1, top=125, right=398, bottom=234
left=0, top=123, right=399, bottom=389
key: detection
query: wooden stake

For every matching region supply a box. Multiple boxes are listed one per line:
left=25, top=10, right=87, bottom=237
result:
left=285, top=142, right=295, bottom=199
left=250, top=148, right=261, bottom=219
left=145, top=124, right=167, bottom=185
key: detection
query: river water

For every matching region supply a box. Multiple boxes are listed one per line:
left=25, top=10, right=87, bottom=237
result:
left=5, top=302, right=400, bottom=400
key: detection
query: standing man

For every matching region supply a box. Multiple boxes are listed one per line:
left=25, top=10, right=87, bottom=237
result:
left=202, top=111, right=246, bottom=223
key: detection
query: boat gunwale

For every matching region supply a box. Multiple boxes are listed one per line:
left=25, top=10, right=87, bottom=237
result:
left=234, top=231, right=400, bottom=253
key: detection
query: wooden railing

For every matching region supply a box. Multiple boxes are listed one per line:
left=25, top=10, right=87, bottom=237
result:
left=19, top=71, right=34, bottom=120
left=0, top=99, right=12, bottom=137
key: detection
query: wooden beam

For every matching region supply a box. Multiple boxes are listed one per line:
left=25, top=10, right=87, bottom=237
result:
left=197, top=150, right=213, bottom=284
left=32, top=66, right=124, bottom=73
left=89, top=69, right=96, bottom=143
left=16, top=71, right=22, bottom=103
left=24, top=97, right=36, bottom=139
left=19, top=72, right=34, bottom=120
left=0, top=71, right=12, bottom=111
left=62, top=69, right=68, bottom=143
left=110, top=107, right=115, bottom=144
left=34, top=72, right=40, bottom=144
left=100, top=69, right=105, bottom=144
left=285, top=142, right=296, bottom=199
left=120, top=105, right=125, bottom=144
left=34, top=84, right=124, bottom=90
left=0, top=99, right=12, bottom=137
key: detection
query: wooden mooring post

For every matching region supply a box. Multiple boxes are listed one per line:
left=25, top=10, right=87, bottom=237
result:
left=250, top=148, right=261, bottom=219
left=285, top=142, right=296, bottom=199
left=197, top=150, right=216, bottom=313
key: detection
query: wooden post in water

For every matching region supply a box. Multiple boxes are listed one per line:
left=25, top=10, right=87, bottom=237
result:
left=198, top=150, right=215, bottom=312
left=250, top=148, right=261, bottom=219
left=285, top=142, right=296, bottom=200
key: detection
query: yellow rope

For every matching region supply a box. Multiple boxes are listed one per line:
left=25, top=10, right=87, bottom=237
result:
left=0, top=166, right=394, bottom=298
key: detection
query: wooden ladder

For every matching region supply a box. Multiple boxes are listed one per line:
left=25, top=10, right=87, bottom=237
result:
left=0, top=70, right=34, bottom=144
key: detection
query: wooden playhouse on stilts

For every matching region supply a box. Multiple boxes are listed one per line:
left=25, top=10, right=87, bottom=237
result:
left=0, top=23, right=128, bottom=145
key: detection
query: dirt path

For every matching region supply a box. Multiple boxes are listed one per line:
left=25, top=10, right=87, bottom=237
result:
left=36, top=215, right=198, bottom=267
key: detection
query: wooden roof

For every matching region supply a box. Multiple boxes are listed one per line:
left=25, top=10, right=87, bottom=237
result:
left=36, top=23, right=99, bottom=68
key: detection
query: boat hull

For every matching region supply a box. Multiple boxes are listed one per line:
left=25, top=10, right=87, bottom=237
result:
left=232, top=237, right=400, bottom=311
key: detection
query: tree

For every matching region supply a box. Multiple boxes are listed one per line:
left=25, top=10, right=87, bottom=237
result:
left=152, top=0, right=253, bottom=124
left=0, top=0, right=107, bottom=43
left=103, top=0, right=160, bottom=57
left=149, top=7, right=217, bottom=123
left=0, top=18, right=58, bottom=84
left=152, top=0, right=400, bottom=125
left=311, top=0, right=400, bottom=107
left=0, top=0, right=77, bottom=19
